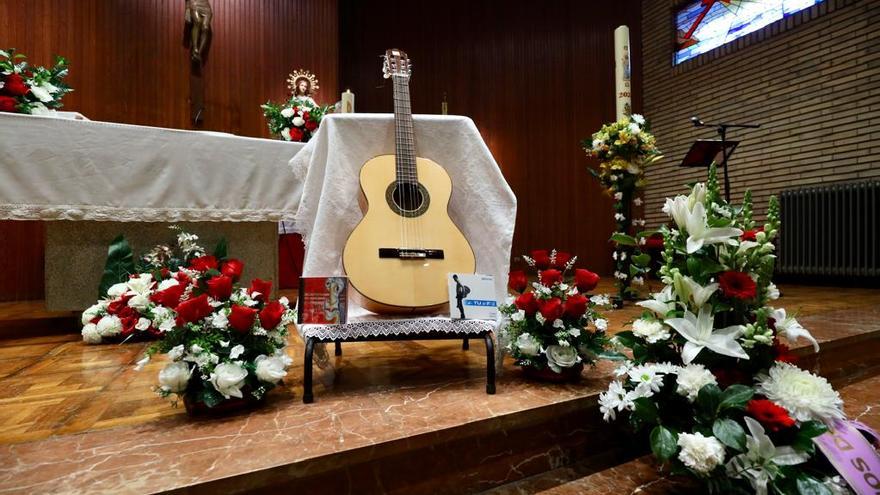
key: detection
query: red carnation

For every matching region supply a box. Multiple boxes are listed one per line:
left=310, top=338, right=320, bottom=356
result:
left=563, top=293, right=588, bottom=320
left=508, top=270, right=528, bottom=293
left=538, top=297, right=564, bottom=322
left=220, top=259, right=244, bottom=281
left=2, top=73, right=29, bottom=97
left=741, top=226, right=764, bottom=242
left=305, top=120, right=318, bottom=131
left=0, top=95, right=17, bottom=113
left=746, top=399, right=796, bottom=432
left=719, top=271, right=757, bottom=300
left=150, top=283, right=186, bottom=308
left=107, top=294, right=134, bottom=315
left=206, top=274, right=233, bottom=301
left=175, top=270, right=191, bottom=286
left=229, top=304, right=258, bottom=333
left=574, top=269, right=600, bottom=293
left=514, top=292, right=539, bottom=315
left=530, top=249, right=551, bottom=270
left=553, top=251, right=572, bottom=269
left=540, top=269, right=563, bottom=287
left=249, top=278, right=273, bottom=301
left=259, top=300, right=286, bottom=330
left=289, top=127, right=304, bottom=141
left=175, top=294, right=212, bottom=324
left=189, top=255, right=218, bottom=272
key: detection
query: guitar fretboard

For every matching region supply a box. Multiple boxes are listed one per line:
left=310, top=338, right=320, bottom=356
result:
left=392, top=74, right=418, bottom=185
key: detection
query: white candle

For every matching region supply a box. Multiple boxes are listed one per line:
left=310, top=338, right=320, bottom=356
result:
left=341, top=89, right=355, bottom=113
left=614, top=25, right=632, bottom=120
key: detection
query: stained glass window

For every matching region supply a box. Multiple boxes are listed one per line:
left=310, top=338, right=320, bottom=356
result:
left=674, top=0, right=825, bottom=65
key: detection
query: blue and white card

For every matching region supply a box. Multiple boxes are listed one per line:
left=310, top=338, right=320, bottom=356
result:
left=447, top=273, right=497, bottom=321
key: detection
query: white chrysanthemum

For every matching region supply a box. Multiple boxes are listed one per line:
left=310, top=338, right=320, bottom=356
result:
left=675, top=363, right=717, bottom=402
left=96, top=315, right=122, bottom=337
left=632, top=319, right=670, bottom=344
left=677, top=432, right=726, bottom=474
left=81, top=323, right=102, bottom=344
left=598, top=380, right=636, bottom=422
left=627, top=364, right=667, bottom=397
left=756, top=362, right=844, bottom=424
left=631, top=113, right=645, bottom=125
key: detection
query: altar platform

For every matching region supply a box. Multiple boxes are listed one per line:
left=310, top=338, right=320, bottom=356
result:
left=1, top=281, right=879, bottom=494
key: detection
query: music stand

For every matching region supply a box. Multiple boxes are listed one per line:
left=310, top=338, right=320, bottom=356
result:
left=680, top=139, right=739, bottom=168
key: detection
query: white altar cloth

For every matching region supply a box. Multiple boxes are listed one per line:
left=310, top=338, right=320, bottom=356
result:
left=0, top=113, right=305, bottom=222
left=290, top=113, right=517, bottom=311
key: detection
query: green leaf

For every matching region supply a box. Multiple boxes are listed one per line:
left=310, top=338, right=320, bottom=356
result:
left=597, top=350, right=628, bottom=361
left=712, top=418, right=746, bottom=451
left=213, top=238, right=228, bottom=260
left=613, top=330, right=638, bottom=349
left=198, top=386, right=224, bottom=408
left=98, top=235, right=135, bottom=297
left=796, top=475, right=832, bottom=495
left=695, top=384, right=723, bottom=423
left=719, top=384, right=754, bottom=411
left=633, top=397, right=660, bottom=425
left=650, top=425, right=679, bottom=461
left=632, top=253, right=652, bottom=267
left=610, top=233, right=637, bottom=246
left=792, top=421, right=828, bottom=454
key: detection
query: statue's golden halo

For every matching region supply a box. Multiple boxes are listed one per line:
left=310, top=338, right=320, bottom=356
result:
left=287, top=69, right=319, bottom=96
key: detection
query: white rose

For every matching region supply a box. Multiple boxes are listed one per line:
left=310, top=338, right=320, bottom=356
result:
left=81, top=323, right=102, bottom=344
left=292, top=116, right=305, bottom=127
left=209, top=362, right=248, bottom=399
left=107, top=283, right=128, bottom=298
left=632, top=319, right=671, bottom=344
left=545, top=345, right=580, bottom=373
left=511, top=309, right=525, bottom=322
left=211, top=311, right=229, bottom=329
left=167, top=344, right=186, bottom=361
left=81, top=303, right=105, bottom=325
left=229, top=344, right=245, bottom=359
left=766, top=283, right=780, bottom=300
left=280, top=127, right=291, bottom=141
left=594, top=318, right=608, bottom=331
left=96, top=315, right=122, bottom=337
left=675, top=363, right=717, bottom=402
left=254, top=355, right=289, bottom=384
left=515, top=333, right=541, bottom=357
left=135, top=317, right=151, bottom=331
left=280, top=107, right=295, bottom=118
left=158, top=361, right=192, bottom=393
left=677, top=432, right=725, bottom=474
left=157, top=278, right=180, bottom=291
left=29, top=85, right=54, bottom=103
left=128, top=293, right=150, bottom=311
left=158, top=318, right=175, bottom=332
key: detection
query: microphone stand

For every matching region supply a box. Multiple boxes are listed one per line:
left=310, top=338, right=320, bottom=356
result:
left=692, top=118, right=761, bottom=202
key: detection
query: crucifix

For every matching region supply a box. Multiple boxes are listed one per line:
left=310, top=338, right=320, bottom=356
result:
left=185, top=0, right=213, bottom=125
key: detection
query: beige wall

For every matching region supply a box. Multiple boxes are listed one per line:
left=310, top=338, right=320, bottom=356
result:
left=641, top=0, right=880, bottom=226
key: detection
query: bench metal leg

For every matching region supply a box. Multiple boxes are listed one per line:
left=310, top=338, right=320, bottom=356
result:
left=335, top=341, right=342, bottom=356
left=462, top=338, right=469, bottom=350
left=303, top=337, right=315, bottom=404
left=484, top=333, right=496, bottom=394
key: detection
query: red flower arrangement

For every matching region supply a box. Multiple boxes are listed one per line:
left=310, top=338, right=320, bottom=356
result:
left=719, top=271, right=757, bottom=300
left=746, top=398, right=796, bottom=432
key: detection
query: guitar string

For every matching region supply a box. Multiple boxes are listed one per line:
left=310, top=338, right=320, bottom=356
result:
left=393, top=74, right=408, bottom=251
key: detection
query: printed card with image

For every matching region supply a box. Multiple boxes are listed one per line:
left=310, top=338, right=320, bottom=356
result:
left=447, top=273, right=497, bottom=321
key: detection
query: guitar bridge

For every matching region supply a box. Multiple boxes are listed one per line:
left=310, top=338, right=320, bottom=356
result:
left=379, top=248, right=445, bottom=260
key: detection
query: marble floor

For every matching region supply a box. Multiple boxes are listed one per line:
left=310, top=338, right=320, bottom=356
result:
left=0, top=282, right=878, bottom=494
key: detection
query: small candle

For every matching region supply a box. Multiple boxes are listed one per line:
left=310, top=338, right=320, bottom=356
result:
left=341, top=89, right=355, bottom=113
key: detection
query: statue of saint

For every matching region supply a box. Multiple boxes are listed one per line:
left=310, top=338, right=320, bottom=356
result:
left=287, top=70, right=320, bottom=104
left=185, top=0, right=213, bottom=63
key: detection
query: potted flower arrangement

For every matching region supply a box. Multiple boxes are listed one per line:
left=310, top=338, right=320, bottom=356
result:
left=583, top=114, right=662, bottom=307
left=598, top=165, right=853, bottom=493
left=500, top=249, right=611, bottom=381
left=261, top=96, right=331, bottom=143
left=0, top=48, right=72, bottom=115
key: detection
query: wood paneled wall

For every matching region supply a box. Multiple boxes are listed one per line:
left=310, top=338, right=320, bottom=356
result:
left=0, top=0, right=338, bottom=301
left=340, top=0, right=643, bottom=273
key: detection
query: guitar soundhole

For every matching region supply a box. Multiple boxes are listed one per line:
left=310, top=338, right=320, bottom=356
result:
left=386, top=182, right=430, bottom=218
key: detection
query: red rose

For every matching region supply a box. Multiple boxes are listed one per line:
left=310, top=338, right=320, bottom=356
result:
left=175, top=270, right=191, bottom=286
left=302, top=111, right=311, bottom=121
left=150, top=282, right=186, bottom=308
left=719, top=271, right=757, bottom=300
left=229, top=304, right=258, bottom=333
left=206, top=274, right=233, bottom=300
left=2, top=73, right=29, bottom=97
left=530, top=249, right=551, bottom=270
left=540, top=269, right=563, bottom=287
left=220, top=259, right=244, bottom=281
left=189, top=255, right=218, bottom=272
left=574, top=269, right=600, bottom=293
left=259, top=300, right=285, bottom=330
left=553, top=251, right=572, bottom=269
left=290, top=127, right=304, bottom=141
left=563, top=293, right=588, bottom=320
left=741, top=226, right=764, bottom=242
left=107, top=294, right=134, bottom=315
left=305, top=120, right=318, bottom=131
left=0, top=95, right=17, bottom=113
left=538, top=297, right=564, bottom=322
left=746, top=399, right=796, bottom=432
left=508, top=270, right=528, bottom=293
left=514, top=292, right=539, bottom=315
left=645, top=233, right=665, bottom=251
left=175, top=294, right=212, bottom=324
left=249, top=278, right=273, bottom=301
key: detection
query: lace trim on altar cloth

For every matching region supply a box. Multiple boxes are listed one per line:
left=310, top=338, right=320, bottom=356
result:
left=0, top=204, right=297, bottom=223
left=299, top=317, right=497, bottom=340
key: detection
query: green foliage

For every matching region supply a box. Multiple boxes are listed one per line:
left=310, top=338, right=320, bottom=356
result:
left=712, top=418, right=746, bottom=451
left=98, top=235, right=135, bottom=297
left=792, top=421, right=828, bottom=454
left=650, top=425, right=679, bottom=461
left=610, top=233, right=637, bottom=246
left=719, top=385, right=754, bottom=411
left=213, top=238, right=228, bottom=260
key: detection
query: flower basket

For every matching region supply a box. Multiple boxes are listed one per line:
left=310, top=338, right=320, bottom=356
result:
left=521, top=362, right=584, bottom=383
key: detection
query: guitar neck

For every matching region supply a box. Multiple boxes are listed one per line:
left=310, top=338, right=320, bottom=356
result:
left=392, top=75, right=418, bottom=184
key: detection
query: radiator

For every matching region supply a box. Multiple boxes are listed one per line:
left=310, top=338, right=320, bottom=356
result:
left=778, top=181, right=879, bottom=277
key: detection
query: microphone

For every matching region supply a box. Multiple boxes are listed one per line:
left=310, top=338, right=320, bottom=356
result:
left=690, top=116, right=704, bottom=127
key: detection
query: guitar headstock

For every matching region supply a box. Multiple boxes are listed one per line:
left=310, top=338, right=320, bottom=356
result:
left=382, top=48, right=412, bottom=79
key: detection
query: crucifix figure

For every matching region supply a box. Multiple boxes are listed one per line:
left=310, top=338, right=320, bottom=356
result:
left=185, top=0, right=213, bottom=63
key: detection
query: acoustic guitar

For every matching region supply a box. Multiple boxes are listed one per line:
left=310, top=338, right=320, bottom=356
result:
left=342, top=49, right=476, bottom=314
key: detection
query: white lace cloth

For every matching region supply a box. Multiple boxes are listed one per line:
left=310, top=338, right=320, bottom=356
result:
left=299, top=312, right=496, bottom=340
left=290, top=113, right=517, bottom=309
left=0, top=113, right=305, bottom=222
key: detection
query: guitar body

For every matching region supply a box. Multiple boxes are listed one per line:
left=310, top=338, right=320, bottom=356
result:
left=343, top=154, right=476, bottom=314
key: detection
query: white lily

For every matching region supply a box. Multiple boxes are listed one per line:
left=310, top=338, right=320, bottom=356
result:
left=637, top=285, right=675, bottom=316
left=664, top=306, right=749, bottom=364
left=688, top=182, right=707, bottom=210
left=684, top=202, right=743, bottom=254
left=662, top=195, right=691, bottom=230
left=726, top=417, right=809, bottom=495
left=770, top=308, right=819, bottom=352
left=673, top=273, right=718, bottom=309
